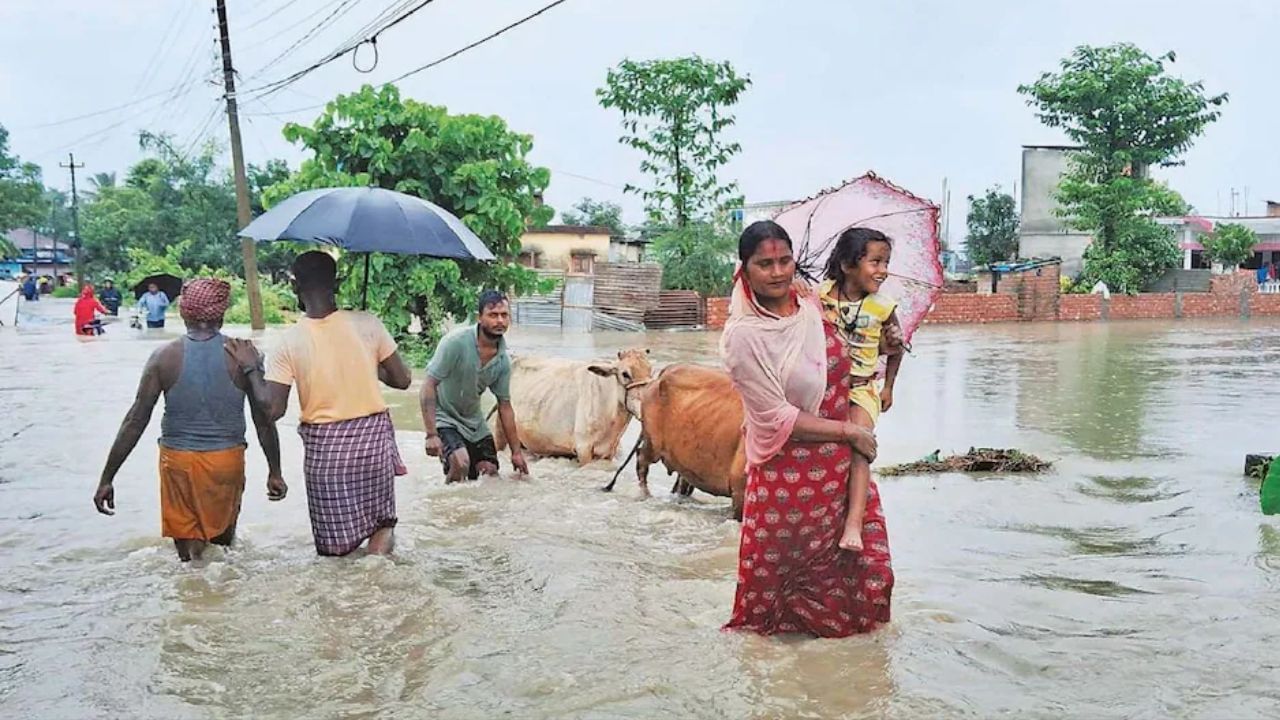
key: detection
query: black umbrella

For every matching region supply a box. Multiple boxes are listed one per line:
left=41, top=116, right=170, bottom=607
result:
left=132, top=273, right=183, bottom=301
left=238, top=187, right=495, bottom=307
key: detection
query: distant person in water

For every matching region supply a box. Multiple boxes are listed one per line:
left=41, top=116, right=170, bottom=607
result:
left=94, top=278, right=285, bottom=562
left=138, top=283, right=170, bottom=329
left=21, top=276, right=37, bottom=301
left=229, top=251, right=413, bottom=557
left=74, top=284, right=109, bottom=336
left=99, top=280, right=122, bottom=316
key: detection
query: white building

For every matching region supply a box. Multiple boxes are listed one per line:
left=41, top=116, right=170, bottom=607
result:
left=1158, top=209, right=1280, bottom=270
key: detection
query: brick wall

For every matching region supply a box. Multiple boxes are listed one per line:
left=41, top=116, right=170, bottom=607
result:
left=1251, top=294, right=1280, bottom=316
left=1109, top=293, right=1176, bottom=320
left=706, top=296, right=730, bottom=330
left=1182, top=291, right=1242, bottom=318
left=978, top=264, right=1061, bottom=321
left=1210, top=272, right=1254, bottom=296
left=923, top=294, right=1018, bottom=324
left=1059, top=294, right=1102, bottom=321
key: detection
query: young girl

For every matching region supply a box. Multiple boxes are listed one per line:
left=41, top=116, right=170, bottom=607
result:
left=818, top=228, right=904, bottom=552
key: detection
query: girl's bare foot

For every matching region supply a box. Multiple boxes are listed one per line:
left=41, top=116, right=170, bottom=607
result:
left=838, top=523, right=864, bottom=552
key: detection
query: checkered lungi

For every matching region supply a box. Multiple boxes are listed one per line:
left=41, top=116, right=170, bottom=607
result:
left=298, top=410, right=403, bottom=556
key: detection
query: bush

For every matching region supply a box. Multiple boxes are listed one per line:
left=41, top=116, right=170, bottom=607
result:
left=1204, top=223, right=1256, bottom=269
left=52, top=286, right=78, bottom=298
left=222, top=277, right=296, bottom=326
left=650, top=221, right=736, bottom=297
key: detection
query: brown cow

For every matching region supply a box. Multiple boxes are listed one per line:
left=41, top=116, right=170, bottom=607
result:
left=605, top=363, right=748, bottom=519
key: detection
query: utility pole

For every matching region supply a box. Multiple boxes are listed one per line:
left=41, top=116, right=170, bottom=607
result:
left=59, top=153, right=84, bottom=289
left=216, top=0, right=264, bottom=330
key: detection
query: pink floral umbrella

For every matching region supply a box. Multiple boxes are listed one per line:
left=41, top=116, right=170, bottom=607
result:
left=772, top=172, right=943, bottom=343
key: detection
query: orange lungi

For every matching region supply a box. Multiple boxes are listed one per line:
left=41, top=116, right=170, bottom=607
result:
left=158, top=446, right=246, bottom=542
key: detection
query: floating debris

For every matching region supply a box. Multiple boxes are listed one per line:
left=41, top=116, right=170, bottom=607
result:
left=880, top=447, right=1052, bottom=476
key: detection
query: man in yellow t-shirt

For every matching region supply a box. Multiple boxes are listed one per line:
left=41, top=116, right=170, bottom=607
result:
left=229, top=251, right=413, bottom=557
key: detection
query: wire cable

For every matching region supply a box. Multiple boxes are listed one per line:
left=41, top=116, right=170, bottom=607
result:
left=384, top=0, right=570, bottom=85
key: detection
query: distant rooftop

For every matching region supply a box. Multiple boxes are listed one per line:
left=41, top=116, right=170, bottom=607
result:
left=527, top=224, right=615, bottom=236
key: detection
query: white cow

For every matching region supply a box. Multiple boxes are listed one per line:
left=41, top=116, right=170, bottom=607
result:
left=493, top=349, right=652, bottom=464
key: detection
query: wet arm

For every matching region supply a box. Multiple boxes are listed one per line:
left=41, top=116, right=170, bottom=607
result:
left=99, top=355, right=164, bottom=486
left=249, top=402, right=282, bottom=477
left=419, top=376, right=440, bottom=438
left=882, top=311, right=904, bottom=392
left=241, top=367, right=290, bottom=423
left=791, top=412, right=866, bottom=444
left=883, top=351, right=903, bottom=393
left=496, top=400, right=522, bottom=455
left=378, top=351, right=412, bottom=390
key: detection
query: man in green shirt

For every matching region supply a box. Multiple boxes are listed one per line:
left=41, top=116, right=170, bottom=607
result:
left=421, top=290, right=530, bottom=482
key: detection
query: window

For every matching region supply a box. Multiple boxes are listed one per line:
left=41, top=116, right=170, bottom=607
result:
left=570, top=252, right=595, bottom=275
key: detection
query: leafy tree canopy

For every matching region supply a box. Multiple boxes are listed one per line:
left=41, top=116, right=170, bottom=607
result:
left=266, top=84, right=553, bottom=360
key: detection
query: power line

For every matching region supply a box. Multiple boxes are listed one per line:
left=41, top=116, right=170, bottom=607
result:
left=14, top=79, right=202, bottom=132
left=238, top=0, right=346, bottom=55
left=385, top=0, right=570, bottom=85
left=238, top=0, right=305, bottom=35
left=132, top=1, right=198, bottom=96
left=241, top=0, right=571, bottom=113
left=251, top=0, right=362, bottom=80
left=243, top=0, right=440, bottom=102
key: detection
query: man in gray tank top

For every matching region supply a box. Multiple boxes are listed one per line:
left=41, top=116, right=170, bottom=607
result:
left=93, top=279, right=286, bottom=562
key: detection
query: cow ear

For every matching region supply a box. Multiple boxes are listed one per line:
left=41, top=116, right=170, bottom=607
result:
left=587, top=364, right=616, bottom=377
left=616, top=350, right=623, bottom=360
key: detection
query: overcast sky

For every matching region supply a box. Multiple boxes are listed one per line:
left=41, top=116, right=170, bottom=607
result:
left=2, top=0, right=1276, bottom=244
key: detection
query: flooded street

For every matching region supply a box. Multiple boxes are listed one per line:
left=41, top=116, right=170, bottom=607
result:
left=4, top=301, right=1280, bottom=718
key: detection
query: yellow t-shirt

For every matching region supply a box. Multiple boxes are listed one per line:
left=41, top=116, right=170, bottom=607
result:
left=818, top=279, right=898, bottom=379
left=265, top=310, right=398, bottom=425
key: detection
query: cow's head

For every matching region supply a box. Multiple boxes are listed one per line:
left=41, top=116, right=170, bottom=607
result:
left=588, top=348, right=653, bottom=417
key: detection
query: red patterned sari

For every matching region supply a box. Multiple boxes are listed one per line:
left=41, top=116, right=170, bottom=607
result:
left=725, top=319, right=893, bottom=637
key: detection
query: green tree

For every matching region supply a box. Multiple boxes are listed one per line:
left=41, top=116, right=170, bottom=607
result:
left=598, top=56, right=750, bottom=227
left=560, top=197, right=626, bottom=236
left=266, top=84, right=553, bottom=360
left=0, top=234, right=17, bottom=259
left=1019, top=44, right=1226, bottom=292
left=649, top=221, right=735, bottom=296
left=247, top=158, right=296, bottom=280
left=81, top=132, right=240, bottom=277
left=85, top=171, right=116, bottom=199
left=0, top=124, right=46, bottom=234
left=965, top=187, right=1019, bottom=265
left=1203, top=222, right=1256, bottom=269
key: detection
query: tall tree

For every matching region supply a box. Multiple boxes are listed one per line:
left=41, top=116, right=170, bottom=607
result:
left=1019, top=44, right=1226, bottom=292
left=0, top=124, right=46, bottom=235
left=267, top=84, right=553, bottom=359
left=560, top=197, right=626, bottom=236
left=965, top=187, right=1019, bottom=265
left=598, top=56, right=750, bottom=227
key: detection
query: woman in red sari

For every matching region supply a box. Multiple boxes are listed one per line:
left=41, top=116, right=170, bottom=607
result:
left=721, top=221, right=893, bottom=638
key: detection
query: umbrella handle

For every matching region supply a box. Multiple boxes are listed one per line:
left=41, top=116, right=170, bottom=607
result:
left=361, top=254, right=370, bottom=310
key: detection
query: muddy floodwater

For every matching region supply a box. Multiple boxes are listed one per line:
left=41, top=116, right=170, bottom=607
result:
left=4, top=300, right=1280, bottom=719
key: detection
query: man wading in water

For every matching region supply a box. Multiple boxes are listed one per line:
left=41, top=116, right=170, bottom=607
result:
left=94, top=279, right=286, bottom=561
left=420, top=290, right=530, bottom=482
left=228, top=251, right=412, bottom=556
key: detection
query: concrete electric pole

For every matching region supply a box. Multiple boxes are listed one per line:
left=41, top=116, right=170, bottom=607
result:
left=215, top=0, right=265, bottom=330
